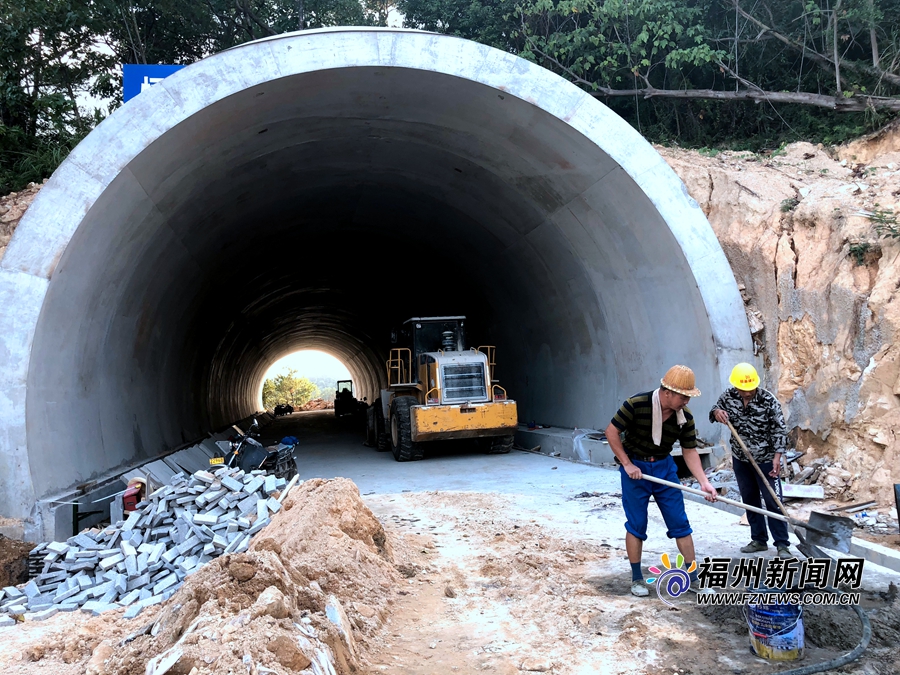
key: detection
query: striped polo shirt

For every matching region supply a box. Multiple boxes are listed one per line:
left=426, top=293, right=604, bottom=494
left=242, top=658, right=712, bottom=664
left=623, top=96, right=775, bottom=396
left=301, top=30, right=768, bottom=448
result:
left=610, top=391, right=698, bottom=459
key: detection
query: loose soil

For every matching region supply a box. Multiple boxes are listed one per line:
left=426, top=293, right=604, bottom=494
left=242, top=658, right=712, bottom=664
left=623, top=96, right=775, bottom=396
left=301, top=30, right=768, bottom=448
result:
left=2, top=484, right=899, bottom=674
left=0, top=534, right=33, bottom=588
left=365, top=491, right=900, bottom=675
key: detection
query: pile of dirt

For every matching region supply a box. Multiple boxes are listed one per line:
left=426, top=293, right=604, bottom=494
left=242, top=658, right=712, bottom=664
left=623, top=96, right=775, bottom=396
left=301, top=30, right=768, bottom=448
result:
left=10, top=478, right=399, bottom=675
left=301, top=399, right=333, bottom=411
left=0, top=180, right=44, bottom=263
left=0, top=534, right=33, bottom=587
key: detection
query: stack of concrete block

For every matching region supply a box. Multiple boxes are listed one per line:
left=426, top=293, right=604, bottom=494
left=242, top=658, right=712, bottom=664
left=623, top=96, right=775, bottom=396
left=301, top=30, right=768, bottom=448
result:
left=0, top=467, right=287, bottom=626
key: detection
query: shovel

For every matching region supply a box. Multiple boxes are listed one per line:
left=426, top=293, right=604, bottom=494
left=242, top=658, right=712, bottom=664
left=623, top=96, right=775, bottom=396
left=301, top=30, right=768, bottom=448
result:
left=637, top=472, right=854, bottom=553
left=724, top=420, right=855, bottom=555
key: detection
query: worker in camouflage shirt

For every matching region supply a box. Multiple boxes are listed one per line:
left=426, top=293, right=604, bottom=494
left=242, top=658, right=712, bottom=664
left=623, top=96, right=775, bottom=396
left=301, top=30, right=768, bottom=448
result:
left=710, top=363, right=792, bottom=559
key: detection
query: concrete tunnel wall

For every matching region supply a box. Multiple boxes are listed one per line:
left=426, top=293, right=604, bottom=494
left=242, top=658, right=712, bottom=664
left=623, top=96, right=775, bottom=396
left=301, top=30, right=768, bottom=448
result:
left=0, top=28, right=754, bottom=534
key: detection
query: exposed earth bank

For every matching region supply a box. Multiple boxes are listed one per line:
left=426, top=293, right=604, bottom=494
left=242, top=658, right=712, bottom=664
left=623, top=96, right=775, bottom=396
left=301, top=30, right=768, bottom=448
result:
left=661, top=121, right=900, bottom=507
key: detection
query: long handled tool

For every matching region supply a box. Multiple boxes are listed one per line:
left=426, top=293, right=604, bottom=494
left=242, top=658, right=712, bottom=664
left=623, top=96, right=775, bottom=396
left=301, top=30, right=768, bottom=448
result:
left=725, top=419, right=854, bottom=555
left=637, top=473, right=854, bottom=553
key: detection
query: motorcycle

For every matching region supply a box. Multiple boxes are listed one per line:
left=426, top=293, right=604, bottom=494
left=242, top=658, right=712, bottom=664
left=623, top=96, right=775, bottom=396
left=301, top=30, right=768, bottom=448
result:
left=210, top=419, right=298, bottom=481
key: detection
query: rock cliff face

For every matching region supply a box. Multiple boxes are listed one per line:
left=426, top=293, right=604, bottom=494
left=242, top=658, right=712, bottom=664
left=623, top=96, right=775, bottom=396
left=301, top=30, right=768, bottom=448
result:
left=4, top=127, right=900, bottom=504
left=661, top=123, right=900, bottom=505
left=0, top=180, right=44, bottom=263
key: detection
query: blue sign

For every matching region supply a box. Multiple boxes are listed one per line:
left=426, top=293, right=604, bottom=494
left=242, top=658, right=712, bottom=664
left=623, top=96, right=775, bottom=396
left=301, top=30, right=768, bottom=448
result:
left=123, top=64, right=186, bottom=102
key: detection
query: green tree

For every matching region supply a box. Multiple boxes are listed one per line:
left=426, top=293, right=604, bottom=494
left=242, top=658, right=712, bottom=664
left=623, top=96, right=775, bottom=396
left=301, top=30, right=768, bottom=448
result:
left=0, top=0, right=115, bottom=193
left=262, top=368, right=319, bottom=408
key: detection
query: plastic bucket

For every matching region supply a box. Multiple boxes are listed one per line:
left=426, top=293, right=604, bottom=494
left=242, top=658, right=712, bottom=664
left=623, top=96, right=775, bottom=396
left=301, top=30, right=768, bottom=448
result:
left=745, top=598, right=804, bottom=661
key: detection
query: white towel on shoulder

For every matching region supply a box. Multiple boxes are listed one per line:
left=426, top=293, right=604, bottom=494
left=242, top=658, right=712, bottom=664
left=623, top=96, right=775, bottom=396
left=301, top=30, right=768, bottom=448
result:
left=652, top=388, right=687, bottom=446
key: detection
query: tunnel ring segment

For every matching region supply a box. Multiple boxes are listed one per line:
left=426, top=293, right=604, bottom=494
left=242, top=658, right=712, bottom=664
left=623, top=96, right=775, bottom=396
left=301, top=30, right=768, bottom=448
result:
left=0, top=27, right=753, bottom=533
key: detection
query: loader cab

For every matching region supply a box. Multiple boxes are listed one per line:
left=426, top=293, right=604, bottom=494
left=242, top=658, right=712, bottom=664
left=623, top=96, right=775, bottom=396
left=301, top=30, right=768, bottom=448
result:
left=395, top=316, right=467, bottom=360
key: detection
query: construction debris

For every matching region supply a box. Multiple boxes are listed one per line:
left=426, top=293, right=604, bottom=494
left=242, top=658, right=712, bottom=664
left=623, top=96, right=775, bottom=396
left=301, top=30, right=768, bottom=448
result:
left=1, top=466, right=287, bottom=623
left=301, top=398, right=333, bottom=411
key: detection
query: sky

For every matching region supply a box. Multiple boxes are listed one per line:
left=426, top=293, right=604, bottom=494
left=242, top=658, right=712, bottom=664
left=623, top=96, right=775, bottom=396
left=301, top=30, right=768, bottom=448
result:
left=263, top=350, right=351, bottom=381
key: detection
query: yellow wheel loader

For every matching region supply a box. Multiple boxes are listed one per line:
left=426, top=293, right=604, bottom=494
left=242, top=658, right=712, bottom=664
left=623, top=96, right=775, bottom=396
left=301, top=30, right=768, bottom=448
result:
left=368, top=316, right=518, bottom=461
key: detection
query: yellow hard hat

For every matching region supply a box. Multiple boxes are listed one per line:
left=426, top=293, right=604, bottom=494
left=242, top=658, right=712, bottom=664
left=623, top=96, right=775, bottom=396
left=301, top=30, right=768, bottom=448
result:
left=729, top=363, right=760, bottom=391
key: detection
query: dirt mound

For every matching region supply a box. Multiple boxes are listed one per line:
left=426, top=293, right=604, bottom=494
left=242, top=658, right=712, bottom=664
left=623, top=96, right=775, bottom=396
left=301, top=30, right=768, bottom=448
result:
left=0, top=180, right=44, bottom=263
left=0, top=534, right=33, bottom=587
left=301, top=399, right=333, bottom=411
left=13, top=478, right=398, bottom=675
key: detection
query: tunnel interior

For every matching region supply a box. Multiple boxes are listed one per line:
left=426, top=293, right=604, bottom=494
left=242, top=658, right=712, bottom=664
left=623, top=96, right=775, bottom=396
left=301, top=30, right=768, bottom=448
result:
left=17, top=32, right=749, bottom=506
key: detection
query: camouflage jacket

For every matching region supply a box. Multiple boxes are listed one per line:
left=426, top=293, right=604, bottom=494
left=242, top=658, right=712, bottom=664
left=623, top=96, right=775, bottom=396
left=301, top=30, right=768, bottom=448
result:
left=709, top=388, right=787, bottom=463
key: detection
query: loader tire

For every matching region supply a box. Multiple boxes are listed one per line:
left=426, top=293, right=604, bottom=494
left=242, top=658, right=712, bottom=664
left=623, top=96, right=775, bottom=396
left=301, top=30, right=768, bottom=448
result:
left=485, top=435, right=514, bottom=454
left=390, top=397, right=424, bottom=462
left=375, top=403, right=390, bottom=452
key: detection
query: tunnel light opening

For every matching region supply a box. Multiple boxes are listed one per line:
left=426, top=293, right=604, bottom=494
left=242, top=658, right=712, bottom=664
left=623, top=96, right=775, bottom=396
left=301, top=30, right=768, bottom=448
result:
left=259, top=350, right=353, bottom=408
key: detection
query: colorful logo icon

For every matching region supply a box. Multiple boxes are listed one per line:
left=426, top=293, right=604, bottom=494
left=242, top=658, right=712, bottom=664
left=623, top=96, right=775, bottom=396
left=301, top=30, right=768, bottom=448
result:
left=647, top=553, right=695, bottom=605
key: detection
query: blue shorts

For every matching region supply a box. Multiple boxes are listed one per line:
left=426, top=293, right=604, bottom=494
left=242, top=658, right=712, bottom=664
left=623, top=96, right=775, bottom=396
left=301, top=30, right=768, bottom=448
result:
left=620, top=455, right=692, bottom=540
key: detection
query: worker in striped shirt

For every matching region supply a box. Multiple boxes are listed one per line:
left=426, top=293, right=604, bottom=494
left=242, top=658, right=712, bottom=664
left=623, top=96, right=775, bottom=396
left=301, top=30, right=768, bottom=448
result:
left=605, top=365, right=718, bottom=597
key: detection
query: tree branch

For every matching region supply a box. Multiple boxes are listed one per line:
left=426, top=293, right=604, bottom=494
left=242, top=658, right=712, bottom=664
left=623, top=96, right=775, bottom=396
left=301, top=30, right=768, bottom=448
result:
left=732, top=0, right=900, bottom=88
left=519, top=12, right=900, bottom=113
left=590, top=85, right=900, bottom=111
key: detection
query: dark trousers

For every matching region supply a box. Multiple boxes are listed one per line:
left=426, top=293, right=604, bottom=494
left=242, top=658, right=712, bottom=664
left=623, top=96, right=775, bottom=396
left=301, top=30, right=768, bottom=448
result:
left=732, top=457, right=790, bottom=548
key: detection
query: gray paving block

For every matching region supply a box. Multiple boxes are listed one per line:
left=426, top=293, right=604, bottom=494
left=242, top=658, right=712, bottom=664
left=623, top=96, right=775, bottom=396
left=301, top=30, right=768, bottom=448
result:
left=25, top=608, right=58, bottom=622
left=176, top=536, right=200, bottom=556
left=153, top=573, right=179, bottom=595
left=193, top=513, right=218, bottom=526
left=147, top=543, right=166, bottom=565
left=6, top=604, right=27, bottom=614
left=266, top=497, right=282, bottom=514
left=256, top=499, right=268, bottom=521
left=124, top=555, right=137, bottom=578
left=247, top=517, right=270, bottom=536
left=57, top=603, right=79, bottom=612
left=99, top=553, right=124, bottom=571
left=123, top=603, right=143, bottom=619
left=244, top=477, right=265, bottom=495
left=125, top=573, right=150, bottom=592
left=46, top=541, right=70, bottom=555
left=0, top=616, right=16, bottom=627
left=54, top=586, right=81, bottom=603
left=221, top=475, right=244, bottom=492
left=114, top=574, right=127, bottom=594
left=119, top=589, right=141, bottom=606
left=22, top=580, right=39, bottom=598
left=121, top=541, right=137, bottom=557
left=121, top=512, right=141, bottom=532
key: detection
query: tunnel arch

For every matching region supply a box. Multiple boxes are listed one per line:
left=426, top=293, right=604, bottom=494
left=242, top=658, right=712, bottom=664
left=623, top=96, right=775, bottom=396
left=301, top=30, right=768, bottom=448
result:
left=0, top=27, right=753, bottom=533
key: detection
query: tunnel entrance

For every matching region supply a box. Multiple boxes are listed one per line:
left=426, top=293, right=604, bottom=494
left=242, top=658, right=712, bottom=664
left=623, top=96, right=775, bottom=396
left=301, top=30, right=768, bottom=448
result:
left=0, top=28, right=752, bottom=537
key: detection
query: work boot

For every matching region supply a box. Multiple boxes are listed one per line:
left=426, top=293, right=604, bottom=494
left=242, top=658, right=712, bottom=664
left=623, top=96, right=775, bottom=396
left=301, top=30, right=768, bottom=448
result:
left=740, top=541, right=768, bottom=553
left=776, top=546, right=794, bottom=559
left=631, top=580, right=649, bottom=597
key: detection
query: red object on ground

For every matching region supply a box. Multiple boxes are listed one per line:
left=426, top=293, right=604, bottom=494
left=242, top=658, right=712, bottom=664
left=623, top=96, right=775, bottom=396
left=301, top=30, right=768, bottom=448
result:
left=123, top=485, right=141, bottom=513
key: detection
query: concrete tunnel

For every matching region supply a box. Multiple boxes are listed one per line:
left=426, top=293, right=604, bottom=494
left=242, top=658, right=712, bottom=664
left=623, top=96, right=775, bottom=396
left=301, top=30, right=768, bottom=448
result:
left=0, top=28, right=754, bottom=538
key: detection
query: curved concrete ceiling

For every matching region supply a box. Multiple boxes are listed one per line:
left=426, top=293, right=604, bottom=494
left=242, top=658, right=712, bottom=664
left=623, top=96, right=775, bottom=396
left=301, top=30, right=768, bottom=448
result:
left=0, top=28, right=752, bottom=531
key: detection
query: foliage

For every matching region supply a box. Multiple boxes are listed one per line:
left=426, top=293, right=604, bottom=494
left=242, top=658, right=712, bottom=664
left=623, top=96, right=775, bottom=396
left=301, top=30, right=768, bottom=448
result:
left=870, top=207, right=900, bottom=237
left=781, top=197, right=800, bottom=212
left=400, top=0, right=900, bottom=148
left=0, top=0, right=116, bottom=194
left=262, top=368, right=319, bottom=408
left=0, top=0, right=389, bottom=193
left=848, top=241, right=871, bottom=264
